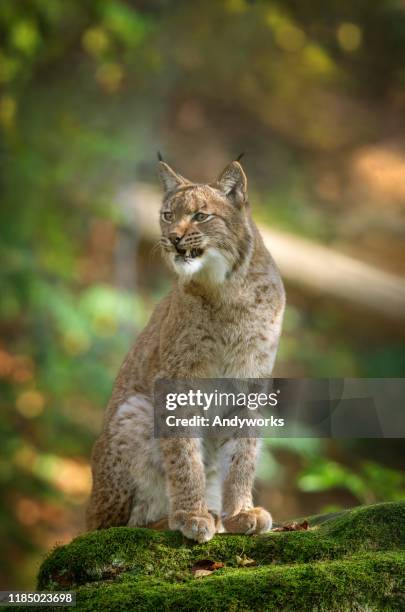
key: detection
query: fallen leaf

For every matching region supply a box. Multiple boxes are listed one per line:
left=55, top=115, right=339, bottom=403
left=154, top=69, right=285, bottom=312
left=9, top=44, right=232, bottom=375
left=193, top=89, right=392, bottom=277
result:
left=272, top=520, right=309, bottom=532
left=236, top=554, right=256, bottom=567
left=191, top=559, right=225, bottom=578
left=194, top=569, right=213, bottom=579
left=211, top=561, right=224, bottom=570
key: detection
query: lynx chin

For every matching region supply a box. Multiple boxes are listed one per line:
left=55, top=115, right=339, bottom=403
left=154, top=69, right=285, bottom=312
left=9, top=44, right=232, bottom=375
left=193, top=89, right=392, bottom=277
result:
left=86, top=157, right=285, bottom=542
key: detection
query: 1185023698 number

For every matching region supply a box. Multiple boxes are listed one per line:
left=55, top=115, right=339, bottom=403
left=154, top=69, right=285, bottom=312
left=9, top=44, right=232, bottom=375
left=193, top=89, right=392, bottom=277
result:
left=0, top=592, right=75, bottom=606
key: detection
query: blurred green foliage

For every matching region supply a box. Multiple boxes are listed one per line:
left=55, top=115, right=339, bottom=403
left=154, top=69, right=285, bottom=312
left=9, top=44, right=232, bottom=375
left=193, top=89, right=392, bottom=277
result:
left=0, top=0, right=404, bottom=589
left=299, top=459, right=405, bottom=505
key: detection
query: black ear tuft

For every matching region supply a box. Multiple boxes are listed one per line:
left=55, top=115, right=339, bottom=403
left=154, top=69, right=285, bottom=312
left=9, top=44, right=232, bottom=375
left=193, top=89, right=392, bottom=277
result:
left=236, top=152, right=245, bottom=162
left=157, top=150, right=164, bottom=162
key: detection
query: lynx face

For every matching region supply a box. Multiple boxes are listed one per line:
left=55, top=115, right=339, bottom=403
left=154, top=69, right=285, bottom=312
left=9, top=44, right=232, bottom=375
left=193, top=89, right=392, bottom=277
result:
left=158, top=161, right=253, bottom=283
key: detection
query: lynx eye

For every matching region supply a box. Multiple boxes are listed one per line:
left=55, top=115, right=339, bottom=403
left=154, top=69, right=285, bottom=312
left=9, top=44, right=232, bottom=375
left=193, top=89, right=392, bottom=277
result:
left=193, top=212, right=210, bottom=222
left=161, top=211, right=174, bottom=223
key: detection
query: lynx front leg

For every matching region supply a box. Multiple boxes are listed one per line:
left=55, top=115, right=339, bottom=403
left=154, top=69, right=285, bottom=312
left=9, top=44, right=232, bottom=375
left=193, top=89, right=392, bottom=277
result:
left=160, top=438, right=216, bottom=543
left=220, top=438, right=272, bottom=534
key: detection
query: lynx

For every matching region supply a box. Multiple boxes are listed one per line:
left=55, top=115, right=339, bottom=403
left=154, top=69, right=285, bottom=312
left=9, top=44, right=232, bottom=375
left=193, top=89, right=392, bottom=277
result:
left=86, top=157, right=285, bottom=542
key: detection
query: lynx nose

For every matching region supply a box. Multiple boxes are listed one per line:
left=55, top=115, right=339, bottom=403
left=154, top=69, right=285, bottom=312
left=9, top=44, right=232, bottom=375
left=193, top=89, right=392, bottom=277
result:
left=169, top=233, right=182, bottom=247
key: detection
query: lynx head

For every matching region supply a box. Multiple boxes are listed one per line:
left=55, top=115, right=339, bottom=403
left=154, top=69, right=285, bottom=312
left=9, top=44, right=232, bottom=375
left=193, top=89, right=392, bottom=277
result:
left=158, top=158, right=253, bottom=284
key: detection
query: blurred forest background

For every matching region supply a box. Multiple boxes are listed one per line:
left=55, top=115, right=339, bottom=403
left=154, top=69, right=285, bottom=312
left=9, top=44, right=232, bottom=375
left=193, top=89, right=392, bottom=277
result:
left=1, top=0, right=405, bottom=589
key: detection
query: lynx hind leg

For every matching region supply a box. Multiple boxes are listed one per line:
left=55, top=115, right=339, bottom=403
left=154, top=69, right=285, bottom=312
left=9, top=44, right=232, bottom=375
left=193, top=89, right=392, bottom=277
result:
left=86, top=433, right=133, bottom=531
left=87, top=394, right=168, bottom=530
left=113, top=394, right=168, bottom=527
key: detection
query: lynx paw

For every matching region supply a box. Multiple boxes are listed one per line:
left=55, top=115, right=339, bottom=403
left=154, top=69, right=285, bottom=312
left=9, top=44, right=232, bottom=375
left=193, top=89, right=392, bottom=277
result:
left=169, top=510, right=216, bottom=543
left=223, top=507, right=272, bottom=534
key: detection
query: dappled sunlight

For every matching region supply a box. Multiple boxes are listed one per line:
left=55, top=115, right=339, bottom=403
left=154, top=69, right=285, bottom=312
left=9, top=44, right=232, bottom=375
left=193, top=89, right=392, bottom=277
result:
left=351, top=144, right=405, bottom=206
left=16, top=390, right=45, bottom=418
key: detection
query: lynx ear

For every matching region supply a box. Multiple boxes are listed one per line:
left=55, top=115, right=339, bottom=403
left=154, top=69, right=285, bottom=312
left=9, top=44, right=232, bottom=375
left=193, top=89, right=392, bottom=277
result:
left=216, top=161, right=247, bottom=203
left=158, top=161, right=187, bottom=194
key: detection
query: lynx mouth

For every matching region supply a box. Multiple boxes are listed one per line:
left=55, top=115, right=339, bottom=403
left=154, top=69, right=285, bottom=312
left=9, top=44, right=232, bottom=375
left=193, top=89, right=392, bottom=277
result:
left=175, top=247, right=204, bottom=261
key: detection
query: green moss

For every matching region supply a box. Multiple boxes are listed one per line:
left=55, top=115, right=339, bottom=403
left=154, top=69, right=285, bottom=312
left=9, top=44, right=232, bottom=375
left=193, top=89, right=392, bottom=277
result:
left=36, top=501, right=405, bottom=611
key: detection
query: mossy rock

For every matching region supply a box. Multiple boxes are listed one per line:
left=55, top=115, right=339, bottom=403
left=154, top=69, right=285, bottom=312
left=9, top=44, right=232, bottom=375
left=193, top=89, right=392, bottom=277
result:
left=36, top=501, right=404, bottom=611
